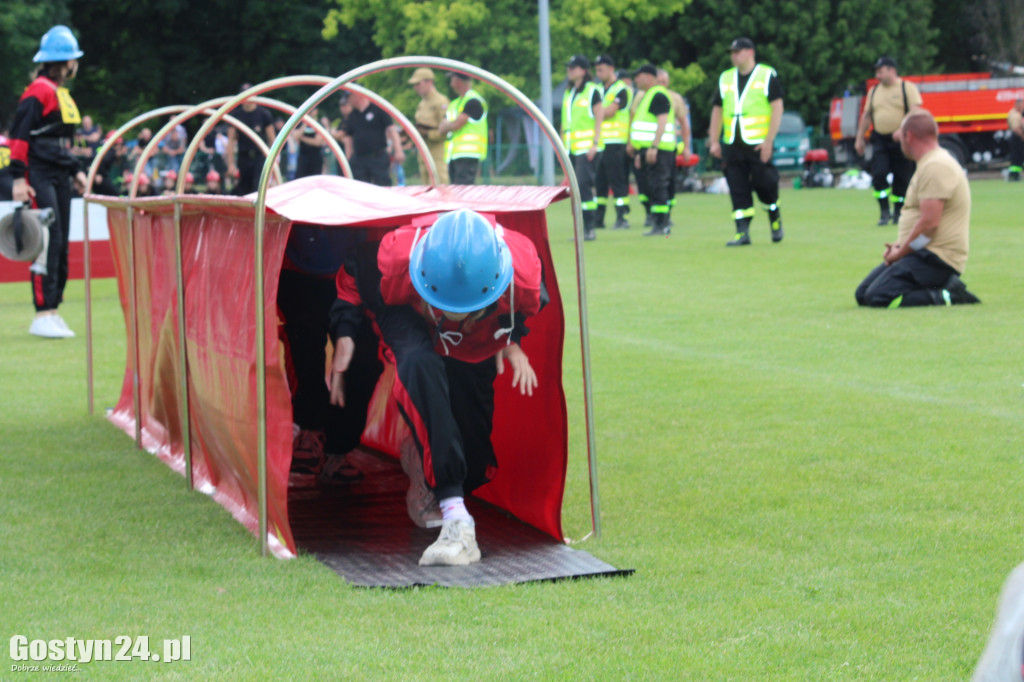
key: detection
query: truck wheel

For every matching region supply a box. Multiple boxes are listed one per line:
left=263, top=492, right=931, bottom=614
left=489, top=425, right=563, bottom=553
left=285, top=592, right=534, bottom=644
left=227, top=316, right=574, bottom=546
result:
left=939, top=136, right=967, bottom=168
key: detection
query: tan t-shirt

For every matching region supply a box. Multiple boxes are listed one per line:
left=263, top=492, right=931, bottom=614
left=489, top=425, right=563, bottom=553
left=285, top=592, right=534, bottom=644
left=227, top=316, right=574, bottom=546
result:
left=867, top=79, right=923, bottom=135
left=897, top=146, right=971, bottom=273
left=1008, top=107, right=1023, bottom=136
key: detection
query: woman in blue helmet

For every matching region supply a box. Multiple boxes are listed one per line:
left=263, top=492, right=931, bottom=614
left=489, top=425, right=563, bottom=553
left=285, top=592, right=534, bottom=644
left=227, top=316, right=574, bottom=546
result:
left=9, top=25, right=88, bottom=339
left=328, top=208, right=547, bottom=566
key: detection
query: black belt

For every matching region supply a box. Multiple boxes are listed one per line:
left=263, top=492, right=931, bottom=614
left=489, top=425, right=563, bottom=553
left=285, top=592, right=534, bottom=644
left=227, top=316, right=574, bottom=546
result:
left=32, top=136, right=72, bottom=147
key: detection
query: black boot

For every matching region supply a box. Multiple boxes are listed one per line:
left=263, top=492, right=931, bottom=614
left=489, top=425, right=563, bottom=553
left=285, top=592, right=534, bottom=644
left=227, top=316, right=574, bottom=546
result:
left=726, top=217, right=751, bottom=246
left=613, top=205, right=630, bottom=230
left=769, top=207, right=783, bottom=243
left=644, top=212, right=669, bottom=236
left=891, top=201, right=902, bottom=224
left=583, top=211, right=596, bottom=241
left=877, top=198, right=890, bottom=226
left=594, top=205, right=607, bottom=229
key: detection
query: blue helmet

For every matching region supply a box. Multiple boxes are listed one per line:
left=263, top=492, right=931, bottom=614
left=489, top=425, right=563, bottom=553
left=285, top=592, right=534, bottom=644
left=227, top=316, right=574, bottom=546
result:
left=33, top=25, right=84, bottom=63
left=410, top=209, right=514, bottom=314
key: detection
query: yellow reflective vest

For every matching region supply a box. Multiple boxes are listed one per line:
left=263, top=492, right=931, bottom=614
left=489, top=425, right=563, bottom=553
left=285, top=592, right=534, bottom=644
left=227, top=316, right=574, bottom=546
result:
left=600, top=80, right=632, bottom=145
left=445, top=89, right=488, bottom=162
left=719, top=64, right=775, bottom=145
left=629, top=85, right=676, bottom=150
left=562, top=81, right=602, bottom=154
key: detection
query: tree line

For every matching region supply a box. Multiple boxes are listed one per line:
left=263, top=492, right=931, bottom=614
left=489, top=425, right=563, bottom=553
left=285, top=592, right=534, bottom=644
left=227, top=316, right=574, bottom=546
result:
left=0, top=0, right=1006, bottom=141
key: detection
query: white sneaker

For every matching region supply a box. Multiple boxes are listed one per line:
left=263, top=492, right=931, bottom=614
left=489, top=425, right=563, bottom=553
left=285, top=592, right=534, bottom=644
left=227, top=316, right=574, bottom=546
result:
left=29, top=315, right=73, bottom=339
left=418, top=518, right=481, bottom=566
left=52, top=314, right=75, bottom=337
left=399, top=439, right=443, bottom=529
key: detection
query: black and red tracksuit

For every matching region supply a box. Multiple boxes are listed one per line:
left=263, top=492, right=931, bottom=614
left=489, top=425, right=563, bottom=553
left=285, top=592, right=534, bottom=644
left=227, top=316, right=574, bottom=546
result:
left=8, top=74, right=83, bottom=312
left=328, top=214, right=546, bottom=500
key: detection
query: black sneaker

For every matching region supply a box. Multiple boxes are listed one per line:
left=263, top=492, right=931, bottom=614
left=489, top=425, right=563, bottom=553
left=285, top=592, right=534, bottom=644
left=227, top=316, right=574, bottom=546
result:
left=726, top=232, right=751, bottom=246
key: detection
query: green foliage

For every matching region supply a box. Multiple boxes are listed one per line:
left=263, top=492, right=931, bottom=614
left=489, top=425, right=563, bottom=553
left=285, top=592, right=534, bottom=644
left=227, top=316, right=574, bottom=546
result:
left=669, top=0, right=939, bottom=137
left=0, top=1, right=73, bottom=128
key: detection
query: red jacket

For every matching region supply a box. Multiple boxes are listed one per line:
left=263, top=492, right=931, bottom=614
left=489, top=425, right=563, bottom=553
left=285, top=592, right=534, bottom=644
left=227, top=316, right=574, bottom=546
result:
left=8, top=75, right=81, bottom=177
left=335, top=214, right=545, bottom=364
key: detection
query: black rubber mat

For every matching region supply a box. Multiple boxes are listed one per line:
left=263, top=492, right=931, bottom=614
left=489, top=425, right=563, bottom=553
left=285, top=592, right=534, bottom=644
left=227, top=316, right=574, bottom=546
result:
left=288, top=449, right=632, bottom=588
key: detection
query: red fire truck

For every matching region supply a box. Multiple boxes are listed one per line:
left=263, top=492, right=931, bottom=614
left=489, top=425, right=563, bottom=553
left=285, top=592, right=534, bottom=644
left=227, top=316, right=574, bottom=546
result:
left=829, top=71, right=1024, bottom=167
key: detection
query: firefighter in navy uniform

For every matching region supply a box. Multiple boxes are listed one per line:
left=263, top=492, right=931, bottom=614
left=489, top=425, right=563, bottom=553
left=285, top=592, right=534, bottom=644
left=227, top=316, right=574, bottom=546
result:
left=8, top=25, right=89, bottom=338
left=593, top=55, right=632, bottom=230
left=628, top=64, right=675, bottom=237
left=709, top=37, right=785, bottom=246
left=854, top=57, right=922, bottom=224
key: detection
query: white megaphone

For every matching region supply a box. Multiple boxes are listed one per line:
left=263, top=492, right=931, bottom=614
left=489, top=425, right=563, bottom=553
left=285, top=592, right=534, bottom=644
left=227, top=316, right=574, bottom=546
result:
left=0, top=205, right=53, bottom=274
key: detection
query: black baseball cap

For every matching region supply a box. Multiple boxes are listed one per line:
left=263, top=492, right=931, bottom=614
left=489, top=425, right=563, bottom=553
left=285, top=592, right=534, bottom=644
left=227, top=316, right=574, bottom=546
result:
left=616, top=69, right=631, bottom=80
left=566, top=54, right=591, bottom=70
left=595, top=54, right=615, bottom=67
left=448, top=71, right=471, bottom=81
left=874, top=56, right=898, bottom=69
left=633, top=63, right=658, bottom=77
left=729, top=37, right=755, bottom=51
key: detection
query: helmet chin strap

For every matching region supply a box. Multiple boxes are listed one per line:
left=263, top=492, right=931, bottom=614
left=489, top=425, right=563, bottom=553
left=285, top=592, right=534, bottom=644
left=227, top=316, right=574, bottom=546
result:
left=493, top=275, right=514, bottom=345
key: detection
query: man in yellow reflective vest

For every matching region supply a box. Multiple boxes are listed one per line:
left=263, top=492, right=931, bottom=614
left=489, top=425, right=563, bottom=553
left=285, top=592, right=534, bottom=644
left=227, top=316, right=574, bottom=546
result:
left=561, top=54, right=604, bottom=241
left=627, top=63, right=675, bottom=237
left=439, top=72, right=488, bottom=185
left=594, top=55, right=632, bottom=230
left=709, top=37, right=785, bottom=246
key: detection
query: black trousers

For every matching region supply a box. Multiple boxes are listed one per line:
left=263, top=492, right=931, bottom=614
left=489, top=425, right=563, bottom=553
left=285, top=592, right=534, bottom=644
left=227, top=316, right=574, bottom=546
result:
left=375, top=304, right=497, bottom=500
left=855, top=250, right=958, bottom=307
left=635, top=148, right=675, bottom=211
left=351, top=150, right=392, bottom=187
left=232, top=153, right=264, bottom=195
left=595, top=143, right=628, bottom=206
left=723, top=143, right=779, bottom=211
left=28, top=163, right=73, bottom=312
left=571, top=151, right=600, bottom=208
left=869, top=132, right=915, bottom=199
left=448, top=157, right=479, bottom=185
left=277, top=270, right=382, bottom=455
left=1009, top=135, right=1024, bottom=170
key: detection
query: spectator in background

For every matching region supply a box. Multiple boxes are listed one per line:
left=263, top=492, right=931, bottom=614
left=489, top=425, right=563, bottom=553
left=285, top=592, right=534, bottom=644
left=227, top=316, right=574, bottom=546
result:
left=125, top=127, right=155, bottom=182
left=409, top=67, right=450, bottom=184
left=295, top=107, right=325, bottom=179
left=204, top=169, right=222, bottom=194
left=161, top=124, right=187, bottom=172
left=225, top=84, right=276, bottom=195
left=73, top=114, right=103, bottom=167
left=92, top=130, right=126, bottom=196
left=341, top=90, right=403, bottom=186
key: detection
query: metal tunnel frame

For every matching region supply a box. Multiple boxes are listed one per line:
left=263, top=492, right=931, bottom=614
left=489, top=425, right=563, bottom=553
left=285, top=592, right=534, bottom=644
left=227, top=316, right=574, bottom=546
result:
left=253, top=58, right=599, bottom=556
left=82, top=62, right=598, bottom=558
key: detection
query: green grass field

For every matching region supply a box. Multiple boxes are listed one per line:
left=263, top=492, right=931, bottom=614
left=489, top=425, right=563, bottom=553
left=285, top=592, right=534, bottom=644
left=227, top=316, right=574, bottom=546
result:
left=2, top=178, right=1022, bottom=680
